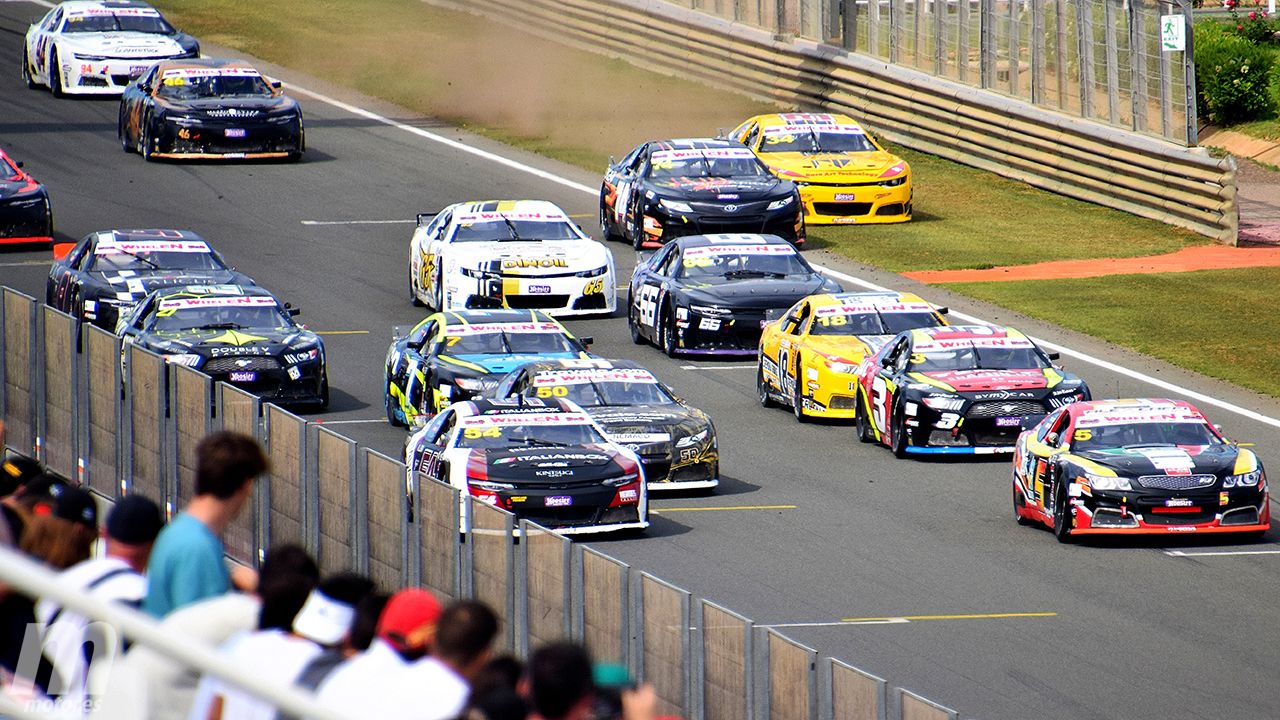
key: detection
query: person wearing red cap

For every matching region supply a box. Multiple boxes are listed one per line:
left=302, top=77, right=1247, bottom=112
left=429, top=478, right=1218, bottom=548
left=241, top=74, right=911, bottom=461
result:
left=314, top=588, right=442, bottom=716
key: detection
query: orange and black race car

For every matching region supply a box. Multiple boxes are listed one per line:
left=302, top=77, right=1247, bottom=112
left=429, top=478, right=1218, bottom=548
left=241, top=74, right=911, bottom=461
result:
left=1013, top=399, right=1270, bottom=542
left=118, top=57, right=303, bottom=161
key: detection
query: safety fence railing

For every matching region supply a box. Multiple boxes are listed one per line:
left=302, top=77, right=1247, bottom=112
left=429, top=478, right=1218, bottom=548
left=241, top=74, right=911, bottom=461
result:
left=429, top=0, right=1236, bottom=243
left=2, top=286, right=964, bottom=719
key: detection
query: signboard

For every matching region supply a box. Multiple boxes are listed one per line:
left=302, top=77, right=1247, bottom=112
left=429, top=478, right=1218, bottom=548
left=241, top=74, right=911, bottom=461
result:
left=1160, top=14, right=1185, bottom=52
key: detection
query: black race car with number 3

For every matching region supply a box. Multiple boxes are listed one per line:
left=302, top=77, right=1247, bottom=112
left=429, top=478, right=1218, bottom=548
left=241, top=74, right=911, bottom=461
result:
left=1013, top=399, right=1269, bottom=542
left=628, top=234, right=840, bottom=357
left=853, top=325, right=1089, bottom=456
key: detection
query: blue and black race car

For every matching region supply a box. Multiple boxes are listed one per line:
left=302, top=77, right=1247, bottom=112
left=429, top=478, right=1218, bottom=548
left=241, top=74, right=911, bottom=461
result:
left=383, top=309, right=593, bottom=428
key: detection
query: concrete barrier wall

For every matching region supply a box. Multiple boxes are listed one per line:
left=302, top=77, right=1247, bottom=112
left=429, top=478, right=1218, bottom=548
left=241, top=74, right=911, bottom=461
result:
left=581, top=547, right=629, bottom=666
left=127, top=344, right=165, bottom=504
left=640, top=573, right=691, bottom=716
left=41, top=307, right=76, bottom=480
left=172, top=364, right=212, bottom=512
left=84, top=325, right=119, bottom=498
left=315, top=427, right=356, bottom=574
left=265, top=405, right=307, bottom=550
left=830, top=658, right=887, bottom=720
left=521, top=520, right=572, bottom=654
left=3, top=289, right=36, bottom=458
left=365, top=449, right=407, bottom=591
left=767, top=629, right=818, bottom=720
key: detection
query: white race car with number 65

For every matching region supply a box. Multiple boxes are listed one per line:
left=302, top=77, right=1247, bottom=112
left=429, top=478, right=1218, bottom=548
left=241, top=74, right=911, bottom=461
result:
left=409, top=200, right=617, bottom=317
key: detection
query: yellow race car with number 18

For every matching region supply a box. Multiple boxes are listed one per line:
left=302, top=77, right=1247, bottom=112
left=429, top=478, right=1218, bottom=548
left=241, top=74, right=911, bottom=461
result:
left=758, top=291, right=947, bottom=422
left=729, top=113, right=912, bottom=225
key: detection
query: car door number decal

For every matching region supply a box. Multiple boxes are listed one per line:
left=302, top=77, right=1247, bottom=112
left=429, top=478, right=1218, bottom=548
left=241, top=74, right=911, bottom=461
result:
left=871, top=375, right=889, bottom=432
left=638, top=284, right=660, bottom=328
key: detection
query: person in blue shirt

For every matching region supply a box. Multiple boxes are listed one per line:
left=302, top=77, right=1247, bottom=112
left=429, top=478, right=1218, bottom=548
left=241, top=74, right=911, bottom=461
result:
left=143, top=431, right=268, bottom=618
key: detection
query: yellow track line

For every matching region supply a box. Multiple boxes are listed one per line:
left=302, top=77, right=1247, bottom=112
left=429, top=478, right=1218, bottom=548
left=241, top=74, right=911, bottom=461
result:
left=652, top=504, right=797, bottom=513
left=840, top=611, right=1057, bottom=623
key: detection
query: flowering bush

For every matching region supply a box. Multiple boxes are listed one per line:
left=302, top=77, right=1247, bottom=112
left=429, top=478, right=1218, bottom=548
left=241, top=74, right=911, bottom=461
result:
left=1195, top=22, right=1279, bottom=124
left=1223, top=0, right=1280, bottom=44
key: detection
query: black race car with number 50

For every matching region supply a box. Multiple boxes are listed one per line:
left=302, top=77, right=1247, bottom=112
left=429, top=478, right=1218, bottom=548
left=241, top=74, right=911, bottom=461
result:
left=119, top=58, right=304, bottom=161
left=1013, top=399, right=1269, bottom=542
left=117, top=284, right=327, bottom=407
left=491, top=358, right=719, bottom=491
left=46, top=229, right=252, bottom=330
left=628, top=234, right=840, bottom=357
left=853, top=325, right=1089, bottom=456
left=600, top=138, right=804, bottom=249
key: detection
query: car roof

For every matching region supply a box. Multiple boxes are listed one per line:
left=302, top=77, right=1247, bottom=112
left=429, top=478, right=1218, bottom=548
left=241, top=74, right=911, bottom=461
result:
left=808, top=291, right=931, bottom=310
left=437, top=309, right=559, bottom=326
left=674, top=233, right=792, bottom=249
left=649, top=138, right=746, bottom=151
left=150, top=284, right=272, bottom=301
left=151, top=57, right=256, bottom=74
left=90, top=229, right=206, bottom=245
left=753, top=112, right=863, bottom=129
left=445, top=200, right=570, bottom=218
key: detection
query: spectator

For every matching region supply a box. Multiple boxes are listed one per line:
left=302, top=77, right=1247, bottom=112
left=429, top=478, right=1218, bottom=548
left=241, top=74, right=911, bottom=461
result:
left=190, top=549, right=321, bottom=720
left=523, top=642, right=595, bottom=720
left=315, top=588, right=441, bottom=715
left=143, top=431, right=268, bottom=618
left=36, top=494, right=164, bottom=714
left=100, top=545, right=316, bottom=720
left=275, top=580, right=382, bottom=720
left=408, top=599, right=499, bottom=720
left=462, top=655, right=527, bottom=720
left=0, top=456, right=43, bottom=550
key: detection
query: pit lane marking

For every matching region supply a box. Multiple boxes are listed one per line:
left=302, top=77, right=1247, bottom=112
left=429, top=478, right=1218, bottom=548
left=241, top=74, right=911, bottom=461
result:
left=651, top=504, right=796, bottom=514
left=1165, top=548, right=1280, bottom=557
left=286, top=77, right=1280, bottom=432
left=761, top=611, right=1057, bottom=628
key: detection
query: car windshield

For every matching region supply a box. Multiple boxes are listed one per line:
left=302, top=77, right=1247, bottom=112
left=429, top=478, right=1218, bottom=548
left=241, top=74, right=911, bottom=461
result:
left=1072, top=422, right=1223, bottom=451
left=908, top=346, right=1047, bottom=371
left=149, top=304, right=289, bottom=332
left=157, top=74, right=272, bottom=100
left=525, top=373, right=675, bottom=407
left=678, top=247, right=809, bottom=279
left=759, top=130, right=878, bottom=153
left=1, top=156, right=19, bottom=180
left=446, top=330, right=578, bottom=355
left=810, top=310, right=941, bottom=336
left=87, top=249, right=224, bottom=272
left=63, top=12, right=173, bottom=33
left=453, top=421, right=606, bottom=448
left=649, top=151, right=766, bottom=179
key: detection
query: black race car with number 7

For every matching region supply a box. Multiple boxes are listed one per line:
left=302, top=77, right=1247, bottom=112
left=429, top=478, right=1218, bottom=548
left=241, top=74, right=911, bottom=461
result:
left=1013, top=398, right=1269, bottom=542
left=852, top=325, right=1090, bottom=456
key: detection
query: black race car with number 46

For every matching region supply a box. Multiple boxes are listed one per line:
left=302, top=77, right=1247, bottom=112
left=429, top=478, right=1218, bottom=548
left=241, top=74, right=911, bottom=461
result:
left=491, top=358, right=719, bottom=491
left=628, top=234, right=841, bottom=357
left=600, top=138, right=804, bottom=248
left=117, top=284, right=327, bottom=407
left=46, top=229, right=252, bottom=331
left=119, top=58, right=304, bottom=161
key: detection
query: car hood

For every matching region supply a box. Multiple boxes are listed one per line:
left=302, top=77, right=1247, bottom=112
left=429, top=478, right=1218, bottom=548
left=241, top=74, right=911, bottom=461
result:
left=911, top=369, right=1052, bottom=392
left=683, top=275, right=832, bottom=308
left=157, top=96, right=295, bottom=115
left=1073, top=444, right=1240, bottom=479
left=57, top=32, right=184, bottom=56
left=799, top=335, right=894, bottom=364
left=762, top=151, right=904, bottom=182
left=88, top=270, right=244, bottom=300
left=142, top=326, right=316, bottom=357
left=453, top=352, right=585, bottom=376
left=481, top=446, right=624, bottom=484
left=447, top=240, right=609, bottom=273
left=651, top=175, right=786, bottom=200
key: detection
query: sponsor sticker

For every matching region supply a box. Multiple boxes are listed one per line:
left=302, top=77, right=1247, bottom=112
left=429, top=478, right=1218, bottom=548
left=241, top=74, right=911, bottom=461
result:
left=1220, top=492, right=1230, bottom=506
left=545, top=496, right=573, bottom=507
left=1165, top=498, right=1193, bottom=507
left=618, top=489, right=639, bottom=502
left=158, top=296, right=275, bottom=310
left=995, top=417, right=1021, bottom=427
left=224, top=128, right=247, bottom=138
left=95, top=240, right=210, bottom=255
left=699, top=318, right=721, bottom=331
left=161, top=67, right=261, bottom=79
left=527, top=284, right=552, bottom=294
left=229, top=371, right=256, bottom=382
left=834, top=193, right=857, bottom=201
left=286, top=366, right=302, bottom=381
left=454, top=210, right=570, bottom=224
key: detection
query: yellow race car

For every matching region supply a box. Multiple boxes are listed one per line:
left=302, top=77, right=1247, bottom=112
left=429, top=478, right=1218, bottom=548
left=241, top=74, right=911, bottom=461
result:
left=757, top=291, right=947, bottom=421
left=728, top=113, right=912, bottom=225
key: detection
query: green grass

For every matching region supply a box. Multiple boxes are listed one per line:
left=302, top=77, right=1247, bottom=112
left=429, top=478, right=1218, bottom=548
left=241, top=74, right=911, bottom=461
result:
left=944, top=268, right=1280, bottom=398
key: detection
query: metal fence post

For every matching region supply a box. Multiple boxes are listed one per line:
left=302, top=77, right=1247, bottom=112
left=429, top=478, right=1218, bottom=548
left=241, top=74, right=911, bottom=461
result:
left=1077, top=0, right=1095, bottom=119
left=889, top=0, right=901, bottom=63
left=350, top=438, right=367, bottom=574
left=980, top=0, right=995, bottom=88
left=1030, top=0, right=1045, bottom=104
left=1104, top=0, right=1120, bottom=124
left=33, top=308, right=46, bottom=464
left=1182, top=0, right=1195, bottom=144
left=1129, top=0, right=1145, bottom=133
left=933, top=0, right=944, bottom=76
left=841, top=0, right=855, bottom=51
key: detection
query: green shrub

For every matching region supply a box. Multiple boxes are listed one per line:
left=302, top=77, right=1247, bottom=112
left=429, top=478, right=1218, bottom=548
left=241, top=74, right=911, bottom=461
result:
left=1195, top=22, right=1279, bottom=124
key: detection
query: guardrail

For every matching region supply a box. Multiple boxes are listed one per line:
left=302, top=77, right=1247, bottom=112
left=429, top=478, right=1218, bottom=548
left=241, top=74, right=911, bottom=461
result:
left=427, top=0, right=1238, bottom=243
left=3, top=286, right=963, bottom=718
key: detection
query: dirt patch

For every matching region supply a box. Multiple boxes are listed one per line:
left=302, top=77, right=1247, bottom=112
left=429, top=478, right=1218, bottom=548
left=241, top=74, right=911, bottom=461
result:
left=903, top=244, right=1280, bottom=283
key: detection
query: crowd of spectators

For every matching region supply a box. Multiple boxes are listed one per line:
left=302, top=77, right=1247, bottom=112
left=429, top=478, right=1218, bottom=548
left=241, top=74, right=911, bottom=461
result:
left=0, top=426, right=676, bottom=720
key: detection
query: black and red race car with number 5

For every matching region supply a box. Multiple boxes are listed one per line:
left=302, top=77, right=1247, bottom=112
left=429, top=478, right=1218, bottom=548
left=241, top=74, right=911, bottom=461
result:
left=852, top=325, right=1090, bottom=456
left=1013, top=398, right=1270, bottom=542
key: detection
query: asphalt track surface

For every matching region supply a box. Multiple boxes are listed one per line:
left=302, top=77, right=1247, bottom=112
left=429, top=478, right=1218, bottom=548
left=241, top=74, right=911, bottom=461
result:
left=5, top=4, right=1280, bottom=717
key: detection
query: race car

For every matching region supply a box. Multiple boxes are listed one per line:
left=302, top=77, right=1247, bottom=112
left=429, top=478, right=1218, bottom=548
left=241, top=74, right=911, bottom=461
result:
left=627, top=234, right=841, bottom=356
left=405, top=398, right=648, bottom=536
left=409, top=200, right=615, bottom=317
left=491, top=359, right=718, bottom=490
left=728, top=113, right=912, bottom=225
left=600, top=138, right=804, bottom=249
left=758, top=291, right=948, bottom=422
left=117, top=284, right=327, bottom=407
left=46, top=229, right=253, bottom=330
left=22, top=0, right=199, bottom=97
left=119, top=58, right=305, bottom=161
left=1013, top=399, right=1269, bottom=542
left=0, top=149, right=53, bottom=246
left=384, top=309, right=593, bottom=429
left=853, top=325, right=1090, bottom=456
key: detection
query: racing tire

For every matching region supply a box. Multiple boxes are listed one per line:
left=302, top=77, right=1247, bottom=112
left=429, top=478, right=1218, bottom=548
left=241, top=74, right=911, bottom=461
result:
left=600, top=199, right=621, bottom=242
left=1052, top=481, right=1075, bottom=543
left=1013, top=483, right=1033, bottom=526
left=140, top=119, right=155, bottom=162
left=855, top=390, right=874, bottom=443
left=118, top=110, right=132, bottom=153
left=21, top=50, right=36, bottom=90
left=628, top=201, right=645, bottom=251
left=408, top=267, right=424, bottom=307
left=757, top=364, right=777, bottom=409
left=627, top=293, right=644, bottom=345
left=890, top=404, right=909, bottom=458
left=658, top=306, right=678, bottom=358
left=384, top=386, right=405, bottom=427
left=317, top=373, right=330, bottom=410
left=48, top=51, right=65, bottom=98
left=791, top=365, right=810, bottom=423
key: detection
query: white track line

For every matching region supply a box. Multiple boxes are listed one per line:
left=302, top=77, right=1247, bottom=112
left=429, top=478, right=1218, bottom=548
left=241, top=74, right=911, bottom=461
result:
left=272, top=73, right=1280, bottom=431
left=680, top=364, right=756, bottom=370
left=301, top=219, right=414, bottom=226
left=1165, top=548, right=1280, bottom=557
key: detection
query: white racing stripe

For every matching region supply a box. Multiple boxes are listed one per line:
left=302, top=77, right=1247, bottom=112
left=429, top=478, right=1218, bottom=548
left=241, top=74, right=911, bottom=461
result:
left=227, top=64, right=1280, bottom=431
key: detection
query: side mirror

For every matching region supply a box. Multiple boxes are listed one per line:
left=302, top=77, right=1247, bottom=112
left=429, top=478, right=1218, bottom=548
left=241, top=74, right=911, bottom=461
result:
left=763, top=308, right=787, bottom=323
left=935, top=306, right=948, bottom=315
left=1047, top=351, right=1061, bottom=361
left=15, top=161, right=23, bottom=169
left=1044, top=432, right=1059, bottom=445
left=416, top=212, right=439, bottom=226
left=578, top=336, right=593, bottom=346
left=287, top=307, right=301, bottom=317
left=608, top=155, right=615, bottom=167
